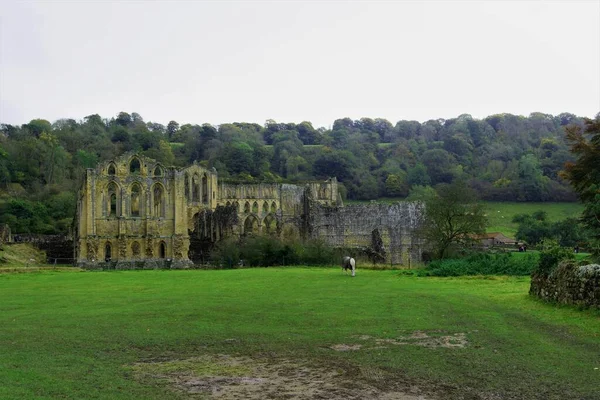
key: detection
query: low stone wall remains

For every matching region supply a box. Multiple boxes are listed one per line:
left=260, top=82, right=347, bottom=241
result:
left=530, top=262, right=600, bottom=308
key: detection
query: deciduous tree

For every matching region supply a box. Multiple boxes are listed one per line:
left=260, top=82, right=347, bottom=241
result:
left=419, top=181, right=487, bottom=259
left=561, top=114, right=600, bottom=250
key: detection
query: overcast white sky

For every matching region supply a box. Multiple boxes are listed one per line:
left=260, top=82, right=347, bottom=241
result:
left=1, top=1, right=599, bottom=129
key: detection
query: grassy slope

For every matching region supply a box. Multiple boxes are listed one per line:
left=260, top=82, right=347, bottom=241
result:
left=0, top=243, right=46, bottom=267
left=1, top=269, right=599, bottom=400
left=484, top=201, right=584, bottom=238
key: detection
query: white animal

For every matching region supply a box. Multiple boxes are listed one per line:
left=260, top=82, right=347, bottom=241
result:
left=342, top=256, right=356, bottom=277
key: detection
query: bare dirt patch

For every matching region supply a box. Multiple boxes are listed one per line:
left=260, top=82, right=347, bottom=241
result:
left=129, top=354, right=429, bottom=399
left=347, top=330, right=468, bottom=350
left=330, top=344, right=363, bottom=351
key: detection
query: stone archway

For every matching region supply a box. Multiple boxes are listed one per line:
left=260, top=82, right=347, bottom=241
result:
left=244, top=215, right=259, bottom=235
left=263, top=214, right=277, bottom=235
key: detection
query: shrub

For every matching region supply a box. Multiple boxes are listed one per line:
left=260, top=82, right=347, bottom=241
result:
left=416, top=252, right=538, bottom=277
left=536, top=240, right=575, bottom=275
left=210, top=236, right=336, bottom=268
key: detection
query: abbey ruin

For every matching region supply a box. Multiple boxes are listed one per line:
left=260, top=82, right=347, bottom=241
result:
left=75, top=153, right=424, bottom=269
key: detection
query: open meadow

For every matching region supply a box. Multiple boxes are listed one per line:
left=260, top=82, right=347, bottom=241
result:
left=1, top=268, right=599, bottom=399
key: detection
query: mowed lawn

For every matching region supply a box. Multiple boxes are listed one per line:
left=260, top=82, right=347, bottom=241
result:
left=1, top=268, right=599, bottom=399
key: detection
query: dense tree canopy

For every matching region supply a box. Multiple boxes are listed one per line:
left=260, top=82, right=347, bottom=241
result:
left=561, top=114, right=600, bottom=249
left=0, top=111, right=591, bottom=234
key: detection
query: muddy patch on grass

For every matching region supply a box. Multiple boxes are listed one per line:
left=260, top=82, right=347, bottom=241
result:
left=128, top=354, right=429, bottom=399
left=341, top=331, right=468, bottom=351
left=330, top=344, right=363, bottom=351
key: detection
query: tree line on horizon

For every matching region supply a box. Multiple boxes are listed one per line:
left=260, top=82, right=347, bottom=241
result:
left=0, top=111, right=593, bottom=234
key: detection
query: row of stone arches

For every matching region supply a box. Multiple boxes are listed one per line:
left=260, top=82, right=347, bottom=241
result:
left=106, top=158, right=164, bottom=177
left=103, top=240, right=167, bottom=261
left=104, top=181, right=166, bottom=218
left=243, top=214, right=278, bottom=235
left=224, top=201, right=277, bottom=215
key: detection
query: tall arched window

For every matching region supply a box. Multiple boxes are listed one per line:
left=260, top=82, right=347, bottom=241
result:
left=159, top=242, right=166, bottom=259
left=192, top=174, right=200, bottom=202
left=264, top=215, right=277, bottom=235
left=262, top=202, right=269, bottom=214
left=131, top=184, right=141, bottom=217
left=107, top=182, right=119, bottom=217
left=244, top=216, right=258, bottom=235
left=184, top=173, right=190, bottom=202
left=202, top=174, right=208, bottom=203
left=244, top=202, right=250, bottom=214
left=271, top=202, right=277, bottom=213
left=107, top=163, right=116, bottom=175
left=105, top=242, right=112, bottom=261
left=153, top=184, right=164, bottom=218
left=154, top=166, right=162, bottom=176
left=252, top=201, right=259, bottom=214
left=130, top=158, right=141, bottom=174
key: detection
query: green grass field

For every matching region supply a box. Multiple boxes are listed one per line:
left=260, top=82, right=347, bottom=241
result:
left=484, top=201, right=584, bottom=237
left=1, top=268, right=599, bottom=399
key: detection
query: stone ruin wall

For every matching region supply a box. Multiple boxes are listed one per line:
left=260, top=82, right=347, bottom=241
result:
left=216, top=180, right=340, bottom=239
left=530, top=262, right=600, bottom=308
left=74, top=152, right=424, bottom=269
left=307, top=200, right=424, bottom=266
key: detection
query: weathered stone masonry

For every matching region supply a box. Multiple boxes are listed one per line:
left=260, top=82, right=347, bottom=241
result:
left=75, top=153, right=424, bottom=269
left=306, top=199, right=424, bottom=265
left=530, top=262, right=600, bottom=308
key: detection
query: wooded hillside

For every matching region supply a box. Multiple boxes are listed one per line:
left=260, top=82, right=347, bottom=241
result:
left=0, top=112, right=587, bottom=234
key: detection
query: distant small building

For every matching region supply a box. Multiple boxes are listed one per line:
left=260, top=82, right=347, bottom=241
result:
left=475, top=232, right=518, bottom=247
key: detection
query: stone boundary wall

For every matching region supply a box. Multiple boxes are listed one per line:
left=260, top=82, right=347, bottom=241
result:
left=530, top=262, right=600, bottom=308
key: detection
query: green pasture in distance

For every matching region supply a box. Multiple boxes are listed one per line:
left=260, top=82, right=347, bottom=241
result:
left=1, top=268, right=599, bottom=400
left=484, top=201, right=584, bottom=237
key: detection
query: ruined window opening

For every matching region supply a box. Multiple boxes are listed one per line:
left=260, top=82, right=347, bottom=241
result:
left=154, top=166, right=162, bottom=177
left=105, top=243, right=112, bottom=261
left=131, top=184, right=141, bottom=217
left=202, top=174, right=208, bottom=203
left=264, top=215, right=276, bottom=235
left=153, top=184, right=164, bottom=218
left=107, top=182, right=118, bottom=217
left=107, top=164, right=116, bottom=175
left=262, top=202, right=269, bottom=214
left=110, top=194, right=117, bottom=216
left=130, top=158, right=141, bottom=174
left=271, top=202, right=277, bottom=213
left=252, top=201, right=259, bottom=214
left=132, top=241, right=141, bottom=257
left=159, top=242, right=166, bottom=259
left=244, top=216, right=258, bottom=235
left=184, top=173, right=190, bottom=201
left=244, top=202, right=250, bottom=214
left=192, top=174, right=200, bottom=202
